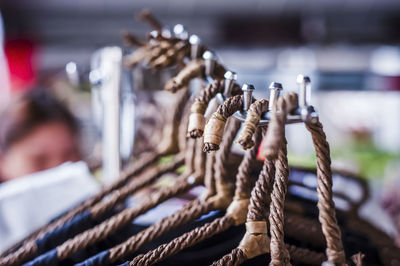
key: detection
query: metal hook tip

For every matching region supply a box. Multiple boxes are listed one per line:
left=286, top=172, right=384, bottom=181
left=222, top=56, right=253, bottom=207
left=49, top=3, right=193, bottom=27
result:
left=224, top=71, right=237, bottom=81
left=269, top=82, right=283, bottom=90
left=242, top=84, right=255, bottom=91
left=296, top=74, right=311, bottom=84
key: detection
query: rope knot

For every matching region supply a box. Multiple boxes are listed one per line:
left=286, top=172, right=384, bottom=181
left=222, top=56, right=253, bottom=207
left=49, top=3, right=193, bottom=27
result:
left=187, top=101, right=208, bottom=138
left=237, top=110, right=260, bottom=150
left=203, top=112, right=227, bottom=152
left=238, top=221, right=270, bottom=259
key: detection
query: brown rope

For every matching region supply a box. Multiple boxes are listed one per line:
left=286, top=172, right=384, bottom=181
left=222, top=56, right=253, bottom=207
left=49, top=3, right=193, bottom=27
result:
left=212, top=248, right=247, bottom=266
left=107, top=113, right=242, bottom=263
left=188, top=80, right=224, bottom=138
left=90, top=154, right=185, bottom=219
left=213, top=118, right=242, bottom=197
left=146, top=40, right=175, bottom=64
left=136, top=9, right=163, bottom=32
left=262, top=93, right=296, bottom=266
left=177, top=89, right=192, bottom=153
left=269, top=141, right=291, bottom=266
left=164, top=59, right=205, bottom=93
left=203, top=95, right=243, bottom=152
left=263, top=93, right=298, bottom=160
left=124, top=46, right=151, bottom=68
left=151, top=41, right=189, bottom=68
left=234, top=127, right=263, bottom=200
left=306, top=121, right=346, bottom=265
left=109, top=199, right=216, bottom=263
left=203, top=151, right=216, bottom=199
left=131, top=126, right=264, bottom=266
left=56, top=174, right=202, bottom=261
left=237, top=99, right=269, bottom=150
left=131, top=216, right=235, bottom=266
left=214, top=244, right=326, bottom=266
left=157, top=88, right=191, bottom=155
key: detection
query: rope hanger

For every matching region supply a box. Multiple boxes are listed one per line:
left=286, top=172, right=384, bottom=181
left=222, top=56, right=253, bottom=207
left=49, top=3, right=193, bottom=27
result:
left=4, top=9, right=400, bottom=266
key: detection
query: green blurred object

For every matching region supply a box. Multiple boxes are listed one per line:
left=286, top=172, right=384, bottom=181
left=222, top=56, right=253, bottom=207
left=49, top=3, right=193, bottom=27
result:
left=288, top=134, right=400, bottom=180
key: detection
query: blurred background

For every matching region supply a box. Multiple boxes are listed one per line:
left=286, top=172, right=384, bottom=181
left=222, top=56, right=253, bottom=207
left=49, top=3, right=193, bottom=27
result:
left=1, top=0, right=400, bottom=251
left=2, top=0, right=400, bottom=176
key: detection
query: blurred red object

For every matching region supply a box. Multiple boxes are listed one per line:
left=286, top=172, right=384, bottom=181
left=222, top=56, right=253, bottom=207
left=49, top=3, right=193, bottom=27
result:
left=4, top=39, right=36, bottom=91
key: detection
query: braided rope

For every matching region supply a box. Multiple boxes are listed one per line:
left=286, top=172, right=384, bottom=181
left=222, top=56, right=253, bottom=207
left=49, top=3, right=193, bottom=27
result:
left=214, top=244, right=326, bottom=266
left=203, top=95, right=243, bottom=152
left=212, top=248, right=247, bottom=266
left=90, top=154, right=185, bottom=219
left=306, top=121, right=346, bottom=265
left=109, top=199, right=215, bottom=263
left=237, top=99, right=269, bottom=150
left=188, top=80, right=224, bottom=138
left=56, top=174, right=202, bottom=261
left=234, top=127, right=263, bottom=200
left=131, top=216, right=235, bottom=266
left=263, top=93, right=298, bottom=160
left=269, top=141, right=291, bottom=266
left=129, top=123, right=263, bottom=265
left=164, top=59, right=205, bottom=93
left=151, top=41, right=190, bottom=68
left=106, top=112, right=241, bottom=263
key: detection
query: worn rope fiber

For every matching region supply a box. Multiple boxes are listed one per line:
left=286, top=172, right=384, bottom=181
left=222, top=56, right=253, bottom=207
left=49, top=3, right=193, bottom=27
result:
left=237, top=99, right=269, bottom=150
left=131, top=215, right=234, bottom=266
left=106, top=111, right=242, bottom=263
left=269, top=141, right=291, bottom=266
left=213, top=118, right=242, bottom=197
left=264, top=93, right=297, bottom=266
left=188, top=80, right=223, bottom=138
left=152, top=41, right=189, bottom=68
left=203, top=95, right=243, bottom=152
left=164, top=59, right=205, bottom=93
left=306, top=121, right=346, bottom=265
left=56, top=174, right=203, bottom=261
left=212, top=149, right=275, bottom=266
left=131, top=127, right=264, bottom=266
left=131, top=117, right=261, bottom=265
left=263, top=93, right=298, bottom=160
left=213, top=244, right=326, bottom=266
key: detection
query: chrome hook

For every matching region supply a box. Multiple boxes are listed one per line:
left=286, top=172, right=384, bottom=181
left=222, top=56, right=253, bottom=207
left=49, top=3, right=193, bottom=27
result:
left=223, top=71, right=237, bottom=97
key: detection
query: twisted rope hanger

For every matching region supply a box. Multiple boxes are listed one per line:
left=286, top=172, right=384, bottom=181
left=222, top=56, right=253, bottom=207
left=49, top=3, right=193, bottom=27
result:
left=104, top=109, right=242, bottom=264
left=130, top=99, right=275, bottom=265
left=263, top=92, right=346, bottom=265
left=131, top=121, right=264, bottom=266
left=188, top=79, right=242, bottom=138
left=203, top=94, right=244, bottom=152
left=212, top=98, right=326, bottom=266
left=75, top=92, right=242, bottom=264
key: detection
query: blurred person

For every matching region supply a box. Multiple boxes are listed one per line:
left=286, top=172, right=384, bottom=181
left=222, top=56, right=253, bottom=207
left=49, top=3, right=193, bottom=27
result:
left=0, top=89, right=81, bottom=182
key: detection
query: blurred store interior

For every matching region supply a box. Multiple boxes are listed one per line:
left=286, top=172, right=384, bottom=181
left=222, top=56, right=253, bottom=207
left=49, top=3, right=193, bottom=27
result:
left=1, top=0, right=400, bottom=259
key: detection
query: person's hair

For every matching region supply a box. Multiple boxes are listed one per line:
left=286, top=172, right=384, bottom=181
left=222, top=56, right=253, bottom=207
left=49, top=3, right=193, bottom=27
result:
left=0, top=89, right=79, bottom=153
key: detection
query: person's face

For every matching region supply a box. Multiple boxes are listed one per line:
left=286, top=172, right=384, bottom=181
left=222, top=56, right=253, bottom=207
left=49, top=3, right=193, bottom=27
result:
left=0, top=122, right=81, bottom=182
